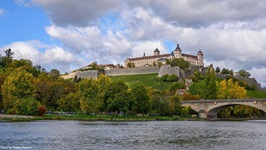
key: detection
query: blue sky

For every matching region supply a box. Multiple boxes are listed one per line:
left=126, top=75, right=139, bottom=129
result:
left=1, top=0, right=266, bottom=87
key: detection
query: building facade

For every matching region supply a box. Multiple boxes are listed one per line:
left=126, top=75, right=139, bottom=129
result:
left=124, top=44, right=204, bottom=68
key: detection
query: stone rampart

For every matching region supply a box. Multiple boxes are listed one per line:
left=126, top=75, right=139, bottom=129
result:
left=76, top=70, right=99, bottom=79
left=105, top=67, right=160, bottom=76
left=158, top=65, right=180, bottom=77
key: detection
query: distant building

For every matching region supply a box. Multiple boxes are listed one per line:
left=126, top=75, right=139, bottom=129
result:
left=124, top=44, right=204, bottom=68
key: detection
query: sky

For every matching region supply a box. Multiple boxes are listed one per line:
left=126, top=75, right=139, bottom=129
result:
left=0, top=0, right=266, bottom=87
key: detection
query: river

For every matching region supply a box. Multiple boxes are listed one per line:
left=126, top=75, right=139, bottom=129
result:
left=0, top=120, right=266, bottom=150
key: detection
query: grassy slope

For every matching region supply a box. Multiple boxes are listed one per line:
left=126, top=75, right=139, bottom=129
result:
left=247, top=90, right=266, bottom=98
left=109, top=73, right=266, bottom=98
left=109, top=73, right=173, bottom=90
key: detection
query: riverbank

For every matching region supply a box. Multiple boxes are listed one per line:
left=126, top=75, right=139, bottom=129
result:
left=1, top=114, right=264, bottom=122
left=0, top=114, right=187, bottom=122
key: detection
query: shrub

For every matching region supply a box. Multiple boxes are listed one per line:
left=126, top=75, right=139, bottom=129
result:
left=167, top=74, right=178, bottom=82
left=161, top=74, right=169, bottom=82
left=169, top=82, right=186, bottom=91
left=38, top=106, right=47, bottom=116
left=182, top=93, right=200, bottom=100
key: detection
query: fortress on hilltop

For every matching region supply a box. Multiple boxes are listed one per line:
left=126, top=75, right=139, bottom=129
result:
left=124, top=44, right=204, bottom=68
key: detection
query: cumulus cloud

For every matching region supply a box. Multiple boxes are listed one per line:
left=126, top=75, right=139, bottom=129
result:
left=125, top=0, right=266, bottom=28
left=0, top=40, right=84, bottom=73
left=33, top=0, right=120, bottom=26
left=6, top=0, right=266, bottom=86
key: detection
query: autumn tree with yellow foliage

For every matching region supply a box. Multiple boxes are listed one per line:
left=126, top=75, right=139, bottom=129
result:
left=217, top=78, right=247, bottom=99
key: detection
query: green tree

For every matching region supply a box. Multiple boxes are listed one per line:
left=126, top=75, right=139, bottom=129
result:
left=238, top=69, right=251, bottom=78
left=2, top=68, right=36, bottom=114
left=79, top=78, right=100, bottom=114
left=190, top=70, right=204, bottom=82
left=204, top=67, right=218, bottom=99
left=131, top=85, right=150, bottom=114
left=104, top=81, right=129, bottom=112
left=112, top=91, right=135, bottom=115
left=221, top=68, right=230, bottom=74
left=49, top=69, right=60, bottom=78
left=215, top=67, right=220, bottom=73
left=58, top=92, right=80, bottom=112
left=167, top=58, right=189, bottom=70
left=149, top=90, right=171, bottom=116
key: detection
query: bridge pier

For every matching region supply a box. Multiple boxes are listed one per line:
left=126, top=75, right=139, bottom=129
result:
left=199, top=112, right=207, bottom=118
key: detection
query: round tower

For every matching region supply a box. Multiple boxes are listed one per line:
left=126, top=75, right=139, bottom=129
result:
left=154, top=48, right=160, bottom=56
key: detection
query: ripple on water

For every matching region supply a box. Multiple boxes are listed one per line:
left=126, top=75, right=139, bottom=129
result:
left=0, top=121, right=266, bottom=150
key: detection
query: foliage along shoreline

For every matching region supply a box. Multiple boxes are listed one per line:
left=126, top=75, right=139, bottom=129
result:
left=1, top=49, right=266, bottom=119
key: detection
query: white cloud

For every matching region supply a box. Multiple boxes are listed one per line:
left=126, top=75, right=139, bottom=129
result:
left=0, top=40, right=84, bottom=73
left=0, top=8, right=4, bottom=16
left=131, top=41, right=167, bottom=57
left=45, top=25, right=104, bottom=52
left=125, top=0, right=266, bottom=28
left=33, top=0, right=120, bottom=26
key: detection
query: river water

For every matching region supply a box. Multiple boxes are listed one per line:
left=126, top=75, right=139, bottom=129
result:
left=0, top=120, right=266, bottom=150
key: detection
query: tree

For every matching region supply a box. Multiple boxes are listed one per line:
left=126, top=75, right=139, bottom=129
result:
left=167, top=58, right=189, bottom=70
left=49, top=69, right=60, bottom=78
left=217, top=79, right=247, bottom=99
left=221, top=68, right=230, bottom=74
left=131, top=85, right=150, bottom=114
left=2, top=68, right=36, bottom=114
left=111, top=91, right=135, bottom=115
left=188, top=80, right=205, bottom=98
left=190, top=70, right=204, bottom=82
left=0, top=49, right=14, bottom=69
left=58, top=92, right=80, bottom=112
left=4, top=48, right=14, bottom=59
left=127, top=62, right=135, bottom=68
left=238, top=69, right=251, bottom=78
left=215, top=67, right=220, bottom=73
left=204, top=67, right=218, bottom=99
left=104, top=81, right=129, bottom=113
left=79, top=78, right=100, bottom=114
left=149, top=90, right=171, bottom=116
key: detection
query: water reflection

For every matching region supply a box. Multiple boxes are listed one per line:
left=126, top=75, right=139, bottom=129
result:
left=0, top=121, right=265, bottom=150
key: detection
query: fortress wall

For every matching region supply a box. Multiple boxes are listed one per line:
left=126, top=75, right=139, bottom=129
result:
left=158, top=65, right=180, bottom=77
left=61, top=72, right=77, bottom=79
left=76, top=70, right=99, bottom=79
left=216, top=74, right=261, bottom=89
left=105, top=67, right=160, bottom=76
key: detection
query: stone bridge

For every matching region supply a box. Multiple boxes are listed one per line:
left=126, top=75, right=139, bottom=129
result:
left=181, top=99, right=266, bottom=118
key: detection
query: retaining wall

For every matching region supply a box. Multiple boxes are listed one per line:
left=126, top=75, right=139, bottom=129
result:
left=105, top=67, right=160, bottom=76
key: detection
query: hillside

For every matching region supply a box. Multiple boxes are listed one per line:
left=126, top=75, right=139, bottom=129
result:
left=108, top=73, right=266, bottom=98
left=247, top=90, right=266, bottom=98
left=109, top=73, right=173, bottom=90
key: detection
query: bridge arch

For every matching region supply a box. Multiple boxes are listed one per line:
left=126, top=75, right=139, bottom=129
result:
left=207, top=102, right=266, bottom=118
left=181, top=99, right=266, bottom=119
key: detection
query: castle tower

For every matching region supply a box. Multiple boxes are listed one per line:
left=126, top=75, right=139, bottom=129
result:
left=154, top=48, right=160, bottom=56
left=173, top=44, right=182, bottom=58
left=197, top=50, right=204, bottom=67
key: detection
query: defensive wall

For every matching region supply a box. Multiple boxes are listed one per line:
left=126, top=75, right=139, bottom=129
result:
left=75, top=70, right=99, bottom=79
left=105, top=67, right=160, bottom=76
left=61, top=65, right=262, bottom=91
left=158, top=65, right=180, bottom=77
